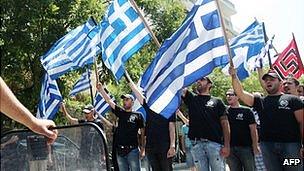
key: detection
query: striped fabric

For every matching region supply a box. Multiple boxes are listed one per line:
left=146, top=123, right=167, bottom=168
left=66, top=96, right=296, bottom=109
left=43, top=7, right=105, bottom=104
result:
left=140, top=0, right=227, bottom=118
left=69, top=70, right=91, bottom=96
left=41, top=18, right=101, bottom=80
left=94, top=92, right=114, bottom=116
left=222, top=21, right=265, bottom=80
left=99, top=0, right=151, bottom=80
left=37, top=73, right=62, bottom=120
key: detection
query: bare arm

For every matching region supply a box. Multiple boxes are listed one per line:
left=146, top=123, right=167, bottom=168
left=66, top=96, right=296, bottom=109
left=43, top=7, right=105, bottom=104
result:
left=294, top=109, right=304, bottom=145
left=176, top=110, right=189, bottom=125
left=181, top=133, right=186, bottom=153
left=125, top=73, right=145, bottom=105
left=96, top=83, right=116, bottom=109
left=60, top=103, right=79, bottom=125
left=139, top=128, right=145, bottom=149
left=221, top=117, right=230, bottom=148
left=257, top=68, right=266, bottom=92
left=229, top=66, right=254, bottom=106
left=167, top=122, right=176, bottom=158
left=249, top=123, right=260, bottom=154
left=0, top=77, right=57, bottom=141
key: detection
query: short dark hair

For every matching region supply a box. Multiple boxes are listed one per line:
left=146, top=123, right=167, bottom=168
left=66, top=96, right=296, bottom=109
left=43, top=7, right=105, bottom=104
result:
left=284, top=76, right=300, bottom=86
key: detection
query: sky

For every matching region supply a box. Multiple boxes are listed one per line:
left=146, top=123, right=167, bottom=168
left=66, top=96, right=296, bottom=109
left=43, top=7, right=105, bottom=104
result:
left=229, top=0, right=304, bottom=60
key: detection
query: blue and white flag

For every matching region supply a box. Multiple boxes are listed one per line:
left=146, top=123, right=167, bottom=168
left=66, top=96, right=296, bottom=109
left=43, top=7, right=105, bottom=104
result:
left=94, top=92, right=114, bottom=116
left=99, top=0, right=151, bottom=80
left=37, top=73, right=62, bottom=120
left=140, top=0, right=227, bottom=118
left=222, top=21, right=265, bottom=80
left=41, top=18, right=101, bottom=80
left=69, top=70, right=92, bottom=96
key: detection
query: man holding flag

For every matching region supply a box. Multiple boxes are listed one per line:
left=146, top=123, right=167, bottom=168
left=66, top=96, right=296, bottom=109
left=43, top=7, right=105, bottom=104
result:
left=127, top=76, right=176, bottom=171
left=229, top=67, right=304, bottom=171
left=97, top=82, right=145, bottom=171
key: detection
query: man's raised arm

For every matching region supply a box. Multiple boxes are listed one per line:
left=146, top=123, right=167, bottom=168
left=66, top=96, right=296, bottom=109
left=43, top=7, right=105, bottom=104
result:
left=96, top=82, right=116, bottom=109
left=125, top=73, right=145, bottom=105
left=229, top=66, right=255, bottom=106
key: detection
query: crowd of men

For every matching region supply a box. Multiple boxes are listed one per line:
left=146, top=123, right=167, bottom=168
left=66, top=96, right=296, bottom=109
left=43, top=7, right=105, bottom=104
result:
left=1, top=63, right=303, bottom=171
left=57, top=66, right=304, bottom=171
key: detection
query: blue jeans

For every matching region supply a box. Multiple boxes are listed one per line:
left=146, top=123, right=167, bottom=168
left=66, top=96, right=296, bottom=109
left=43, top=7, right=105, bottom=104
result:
left=190, top=140, right=225, bottom=171
left=260, top=142, right=303, bottom=171
left=185, top=147, right=195, bottom=168
left=227, top=146, right=255, bottom=171
left=116, top=148, right=141, bottom=171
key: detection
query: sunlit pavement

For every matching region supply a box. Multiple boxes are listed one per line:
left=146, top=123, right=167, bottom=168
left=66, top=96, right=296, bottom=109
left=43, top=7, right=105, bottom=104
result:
left=172, top=163, right=231, bottom=171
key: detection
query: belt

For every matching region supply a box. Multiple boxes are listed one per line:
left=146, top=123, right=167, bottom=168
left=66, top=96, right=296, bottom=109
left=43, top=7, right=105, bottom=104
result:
left=191, top=138, right=209, bottom=142
left=117, top=145, right=137, bottom=149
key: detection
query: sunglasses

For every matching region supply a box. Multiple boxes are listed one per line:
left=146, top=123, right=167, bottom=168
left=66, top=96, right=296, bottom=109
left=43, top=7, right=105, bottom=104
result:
left=226, top=93, right=236, bottom=96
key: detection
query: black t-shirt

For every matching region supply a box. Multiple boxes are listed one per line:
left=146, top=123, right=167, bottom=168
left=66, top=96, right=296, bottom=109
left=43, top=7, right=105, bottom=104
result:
left=252, top=94, right=303, bottom=142
left=79, top=119, right=104, bottom=130
left=112, top=105, right=144, bottom=146
left=227, top=106, right=256, bottom=147
left=142, top=101, right=176, bottom=152
left=182, top=91, right=227, bottom=144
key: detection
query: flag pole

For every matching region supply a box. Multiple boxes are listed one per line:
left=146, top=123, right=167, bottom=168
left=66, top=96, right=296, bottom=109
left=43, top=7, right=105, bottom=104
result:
left=88, top=66, right=95, bottom=106
left=215, top=0, right=234, bottom=67
left=262, top=22, right=273, bottom=68
left=292, top=33, right=301, bottom=57
left=129, top=0, right=161, bottom=48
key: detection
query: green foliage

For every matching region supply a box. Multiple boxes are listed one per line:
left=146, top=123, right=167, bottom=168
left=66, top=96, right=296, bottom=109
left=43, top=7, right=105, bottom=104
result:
left=2, top=0, right=301, bottom=132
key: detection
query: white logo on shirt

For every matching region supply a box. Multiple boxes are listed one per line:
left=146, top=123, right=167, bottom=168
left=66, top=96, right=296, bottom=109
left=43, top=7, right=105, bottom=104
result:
left=128, top=114, right=137, bottom=124
left=278, top=100, right=291, bottom=109
left=206, top=100, right=214, bottom=107
left=236, top=113, right=244, bottom=120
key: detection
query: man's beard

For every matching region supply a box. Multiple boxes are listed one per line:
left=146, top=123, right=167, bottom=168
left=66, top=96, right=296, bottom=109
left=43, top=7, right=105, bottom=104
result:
left=197, top=85, right=208, bottom=94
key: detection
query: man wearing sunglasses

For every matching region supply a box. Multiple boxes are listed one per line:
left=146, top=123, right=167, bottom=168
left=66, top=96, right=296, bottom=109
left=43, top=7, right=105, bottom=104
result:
left=225, top=89, right=259, bottom=171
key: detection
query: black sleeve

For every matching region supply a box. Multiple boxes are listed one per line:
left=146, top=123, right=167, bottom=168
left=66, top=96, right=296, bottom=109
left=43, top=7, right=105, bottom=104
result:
left=137, top=113, right=145, bottom=128
left=182, top=90, right=194, bottom=106
left=252, top=96, right=263, bottom=112
left=168, top=113, right=176, bottom=122
left=246, top=109, right=256, bottom=125
left=217, top=98, right=227, bottom=118
left=111, top=105, right=124, bottom=117
left=290, top=96, right=304, bottom=112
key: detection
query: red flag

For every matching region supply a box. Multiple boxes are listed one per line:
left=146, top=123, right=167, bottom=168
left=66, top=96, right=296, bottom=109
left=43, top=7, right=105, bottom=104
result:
left=272, top=36, right=303, bottom=79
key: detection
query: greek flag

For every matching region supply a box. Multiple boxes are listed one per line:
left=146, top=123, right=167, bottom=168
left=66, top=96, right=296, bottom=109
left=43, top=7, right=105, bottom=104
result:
left=99, top=0, right=151, bottom=80
left=41, top=17, right=101, bottom=80
left=94, top=92, right=114, bottom=116
left=222, top=21, right=265, bottom=80
left=69, top=70, right=91, bottom=96
left=37, top=73, right=62, bottom=120
left=140, top=0, right=227, bottom=118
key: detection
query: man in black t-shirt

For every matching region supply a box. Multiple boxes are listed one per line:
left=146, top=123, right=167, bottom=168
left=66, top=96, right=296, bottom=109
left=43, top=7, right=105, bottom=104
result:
left=97, top=83, right=145, bottom=171
left=229, top=68, right=304, bottom=171
left=225, top=89, right=259, bottom=171
left=182, top=77, right=230, bottom=171
left=127, top=78, right=176, bottom=171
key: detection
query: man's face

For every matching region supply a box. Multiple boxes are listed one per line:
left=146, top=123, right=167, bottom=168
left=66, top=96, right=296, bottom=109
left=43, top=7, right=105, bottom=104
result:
left=123, top=98, right=133, bottom=110
left=298, top=86, right=304, bottom=96
left=283, top=79, right=298, bottom=95
left=84, top=111, right=94, bottom=121
left=226, top=92, right=238, bottom=105
left=196, top=79, right=210, bottom=93
left=263, top=76, right=281, bottom=94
